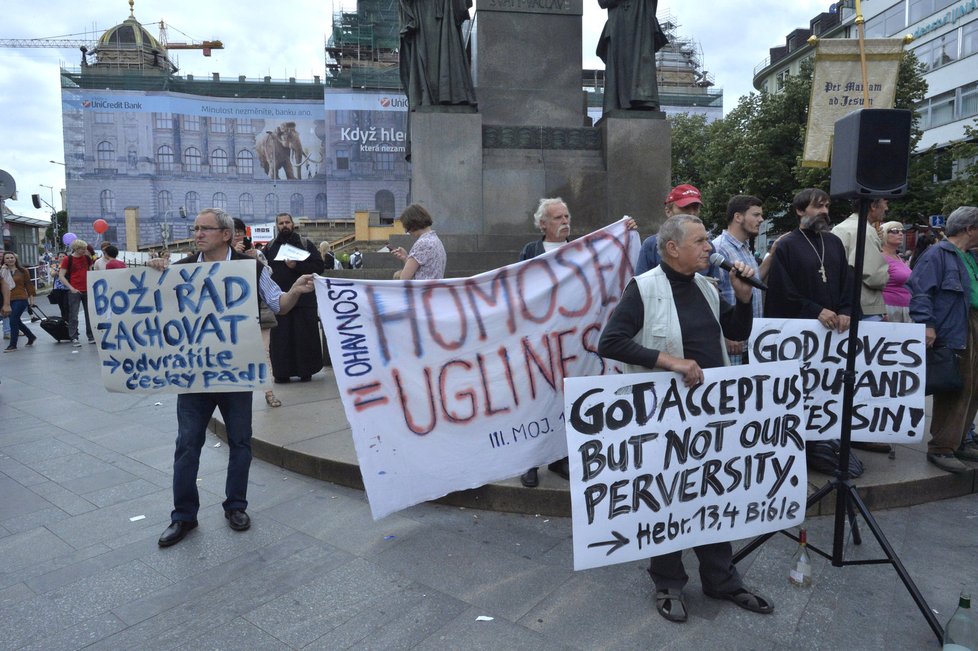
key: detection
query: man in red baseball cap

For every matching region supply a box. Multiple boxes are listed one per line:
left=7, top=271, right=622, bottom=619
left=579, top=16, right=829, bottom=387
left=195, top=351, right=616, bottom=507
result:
left=635, top=184, right=705, bottom=275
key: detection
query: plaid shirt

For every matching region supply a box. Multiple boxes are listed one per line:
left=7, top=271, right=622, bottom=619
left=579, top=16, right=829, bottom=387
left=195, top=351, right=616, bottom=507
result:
left=712, top=231, right=763, bottom=364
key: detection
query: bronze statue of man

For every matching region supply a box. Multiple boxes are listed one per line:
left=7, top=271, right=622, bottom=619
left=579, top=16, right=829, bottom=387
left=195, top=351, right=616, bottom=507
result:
left=596, top=0, right=668, bottom=112
left=399, top=0, right=477, bottom=109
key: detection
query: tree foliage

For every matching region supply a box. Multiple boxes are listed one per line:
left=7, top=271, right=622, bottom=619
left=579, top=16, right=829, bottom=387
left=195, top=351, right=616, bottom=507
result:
left=668, top=50, right=939, bottom=234
left=44, top=210, right=69, bottom=248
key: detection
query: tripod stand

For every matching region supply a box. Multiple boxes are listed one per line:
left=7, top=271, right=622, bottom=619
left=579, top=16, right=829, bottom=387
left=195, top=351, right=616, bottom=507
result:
left=733, top=198, right=943, bottom=642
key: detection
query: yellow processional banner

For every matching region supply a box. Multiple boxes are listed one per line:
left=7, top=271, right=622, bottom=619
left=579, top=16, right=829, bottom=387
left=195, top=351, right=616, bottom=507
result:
left=802, top=38, right=905, bottom=167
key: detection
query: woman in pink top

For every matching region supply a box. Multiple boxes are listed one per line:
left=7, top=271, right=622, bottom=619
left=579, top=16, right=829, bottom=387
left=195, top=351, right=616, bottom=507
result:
left=880, top=220, right=912, bottom=322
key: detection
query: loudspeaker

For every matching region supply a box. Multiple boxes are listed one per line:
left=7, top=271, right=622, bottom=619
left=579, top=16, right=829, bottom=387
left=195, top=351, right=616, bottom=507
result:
left=32, top=194, right=42, bottom=209
left=829, top=109, right=911, bottom=199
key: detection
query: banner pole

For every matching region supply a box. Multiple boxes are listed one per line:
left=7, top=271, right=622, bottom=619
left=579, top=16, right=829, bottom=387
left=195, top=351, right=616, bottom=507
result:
left=854, top=0, right=870, bottom=106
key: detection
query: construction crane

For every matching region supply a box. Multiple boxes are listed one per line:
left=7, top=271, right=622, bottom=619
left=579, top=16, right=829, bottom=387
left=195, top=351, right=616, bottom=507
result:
left=0, top=32, right=223, bottom=56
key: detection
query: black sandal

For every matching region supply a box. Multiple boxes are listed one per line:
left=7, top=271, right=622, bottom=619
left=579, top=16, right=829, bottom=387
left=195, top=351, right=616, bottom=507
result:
left=703, top=587, right=774, bottom=614
left=655, top=588, right=688, bottom=623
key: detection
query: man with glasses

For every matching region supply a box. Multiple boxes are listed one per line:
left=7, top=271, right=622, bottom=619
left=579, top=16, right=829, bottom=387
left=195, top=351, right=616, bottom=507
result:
left=149, top=208, right=316, bottom=547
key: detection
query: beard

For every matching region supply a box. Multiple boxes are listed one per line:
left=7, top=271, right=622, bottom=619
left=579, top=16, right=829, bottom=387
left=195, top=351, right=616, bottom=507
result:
left=801, top=214, right=831, bottom=232
left=274, top=229, right=302, bottom=247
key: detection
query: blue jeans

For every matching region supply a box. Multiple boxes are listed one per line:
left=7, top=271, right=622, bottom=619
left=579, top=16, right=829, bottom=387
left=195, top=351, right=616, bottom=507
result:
left=172, top=391, right=254, bottom=521
left=7, top=299, right=35, bottom=348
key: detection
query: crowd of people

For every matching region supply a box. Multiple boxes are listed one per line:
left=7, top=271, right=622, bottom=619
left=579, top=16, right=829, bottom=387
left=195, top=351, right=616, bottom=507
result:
left=3, top=193, right=975, bottom=622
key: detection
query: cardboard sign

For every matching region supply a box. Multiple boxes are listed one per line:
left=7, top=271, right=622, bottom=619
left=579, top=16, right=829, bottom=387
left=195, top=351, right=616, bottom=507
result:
left=88, top=260, right=268, bottom=393
left=749, top=319, right=926, bottom=443
left=564, top=361, right=807, bottom=570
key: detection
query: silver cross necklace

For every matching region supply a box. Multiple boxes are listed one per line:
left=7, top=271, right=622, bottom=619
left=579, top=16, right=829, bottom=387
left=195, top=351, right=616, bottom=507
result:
left=802, top=230, right=827, bottom=282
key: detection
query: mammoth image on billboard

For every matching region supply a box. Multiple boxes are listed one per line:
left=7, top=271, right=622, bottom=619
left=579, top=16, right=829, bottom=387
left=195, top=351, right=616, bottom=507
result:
left=60, top=88, right=327, bottom=247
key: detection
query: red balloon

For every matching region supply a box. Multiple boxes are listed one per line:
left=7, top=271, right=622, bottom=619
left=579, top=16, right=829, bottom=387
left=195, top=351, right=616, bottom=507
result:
left=93, top=219, right=108, bottom=234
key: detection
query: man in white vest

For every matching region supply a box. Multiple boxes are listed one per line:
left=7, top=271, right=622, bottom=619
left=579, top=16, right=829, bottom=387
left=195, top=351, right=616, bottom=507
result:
left=598, top=214, right=773, bottom=623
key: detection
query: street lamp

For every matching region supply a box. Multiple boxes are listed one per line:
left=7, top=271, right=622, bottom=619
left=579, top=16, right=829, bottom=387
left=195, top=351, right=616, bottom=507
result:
left=33, top=186, right=59, bottom=248
left=161, top=206, right=187, bottom=249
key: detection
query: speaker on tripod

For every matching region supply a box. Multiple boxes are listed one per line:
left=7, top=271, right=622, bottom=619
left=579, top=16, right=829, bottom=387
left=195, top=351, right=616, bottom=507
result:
left=829, top=108, right=912, bottom=200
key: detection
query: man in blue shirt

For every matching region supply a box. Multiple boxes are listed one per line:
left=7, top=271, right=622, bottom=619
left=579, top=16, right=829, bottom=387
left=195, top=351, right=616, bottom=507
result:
left=711, top=195, right=764, bottom=364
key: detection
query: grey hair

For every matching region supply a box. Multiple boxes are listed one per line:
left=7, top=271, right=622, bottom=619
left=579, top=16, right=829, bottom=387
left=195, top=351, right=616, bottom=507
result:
left=533, top=198, right=569, bottom=230
left=656, top=214, right=704, bottom=258
left=198, top=207, right=234, bottom=231
left=945, top=206, right=978, bottom=237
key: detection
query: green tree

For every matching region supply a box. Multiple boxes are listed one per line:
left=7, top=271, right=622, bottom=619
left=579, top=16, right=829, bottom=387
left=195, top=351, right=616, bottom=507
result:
left=939, top=121, right=978, bottom=213
left=44, top=210, right=69, bottom=248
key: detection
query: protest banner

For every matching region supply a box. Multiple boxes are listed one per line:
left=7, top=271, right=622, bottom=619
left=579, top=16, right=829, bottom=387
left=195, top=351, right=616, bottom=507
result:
left=88, top=260, right=268, bottom=394
left=564, top=361, right=807, bottom=571
left=315, top=220, right=638, bottom=519
left=802, top=37, right=904, bottom=167
left=749, top=319, right=926, bottom=443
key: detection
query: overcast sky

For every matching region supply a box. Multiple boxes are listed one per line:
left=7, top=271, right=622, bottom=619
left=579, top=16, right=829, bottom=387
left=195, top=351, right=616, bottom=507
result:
left=0, top=0, right=832, bottom=222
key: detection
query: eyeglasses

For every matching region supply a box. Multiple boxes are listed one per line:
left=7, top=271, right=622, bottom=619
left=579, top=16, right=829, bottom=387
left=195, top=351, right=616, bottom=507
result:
left=192, top=225, right=226, bottom=233
left=886, top=229, right=903, bottom=234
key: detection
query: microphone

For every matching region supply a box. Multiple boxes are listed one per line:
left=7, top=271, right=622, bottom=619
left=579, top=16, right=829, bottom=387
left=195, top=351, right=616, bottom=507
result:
left=709, top=253, right=767, bottom=291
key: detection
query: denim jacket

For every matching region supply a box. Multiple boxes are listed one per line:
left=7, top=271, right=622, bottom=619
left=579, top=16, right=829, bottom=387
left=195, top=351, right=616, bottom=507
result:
left=908, top=240, right=972, bottom=350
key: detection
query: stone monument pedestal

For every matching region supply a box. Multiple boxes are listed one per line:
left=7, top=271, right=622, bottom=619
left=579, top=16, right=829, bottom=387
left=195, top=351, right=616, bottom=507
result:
left=407, top=1, right=671, bottom=255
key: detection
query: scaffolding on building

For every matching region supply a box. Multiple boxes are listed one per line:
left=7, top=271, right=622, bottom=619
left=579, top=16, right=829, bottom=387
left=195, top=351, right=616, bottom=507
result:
left=325, top=0, right=401, bottom=90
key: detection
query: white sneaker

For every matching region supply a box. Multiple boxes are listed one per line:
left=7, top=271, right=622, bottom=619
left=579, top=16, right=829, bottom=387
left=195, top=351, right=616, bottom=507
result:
left=72, top=339, right=82, bottom=347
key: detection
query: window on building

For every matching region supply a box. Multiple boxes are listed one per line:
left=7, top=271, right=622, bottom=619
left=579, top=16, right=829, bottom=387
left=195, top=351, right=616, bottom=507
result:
left=239, top=193, right=254, bottom=217
left=929, top=90, right=956, bottom=127
left=961, top=82, right=978, bottom=119
left=375, top=190, right=395, bottom=222
left=964, top=20, right=978, bottom=58
left=316, top=193, right=327, bottom=219
left=375, top=152, right=395, bottom=172
left=265, top=193, right=279, bottom=218
left=336, top=149, right=349, bottom=170
left=934, top=31, right=958, bottom=69
left=909, top=0, right=933, bottom=24
left=211, top=117, right=227, bottom=133
left=212, top=192, right=227, bottom=210
left=776, top=68, right=791, bottom=93
left=184, top=147, right=201, bottom=173
left=185, top=191, right=200, bottom=216
left=96, top=141, right=115, bottom=170
left=157, top=144, right=174, bottom=173
left=100, top=190, right=115, bottom=218
left=183, top=115, right=200, bottom=131
left=883, top=4, right=905, bottom=36
left=95, top=112, right=113, bottom=124
left=236, top=150, right=254, bottom=176
left=290, top=193, right=304, bottom=216
left=335, top=110, right=352, bottom=125
left=154, top=112, right=172, bottom=130
left=158, top=190, right=172, bottom=216
left=211, top=148, right=228, bottom=174
left=235, top=119, right=255, bottom=134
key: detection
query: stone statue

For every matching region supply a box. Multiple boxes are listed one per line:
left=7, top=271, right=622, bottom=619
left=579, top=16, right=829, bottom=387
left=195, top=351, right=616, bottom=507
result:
left=596, top=0, right=668, bottom=112
left=399, top=0, right=477, bottom=109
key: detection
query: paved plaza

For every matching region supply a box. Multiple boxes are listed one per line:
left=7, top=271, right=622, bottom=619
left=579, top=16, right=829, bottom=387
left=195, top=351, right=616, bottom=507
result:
left=1, top=329, right=977, bottom=650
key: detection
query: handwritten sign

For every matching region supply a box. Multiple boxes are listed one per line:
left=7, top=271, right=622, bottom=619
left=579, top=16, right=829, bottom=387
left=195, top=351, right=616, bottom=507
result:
left=564, top=361, right=807, bottom=570
left=315, top=220, right=638, bottom=519
left=88, top=260, right=268, bottom=393
left=749, top=319, right=926, bottom=443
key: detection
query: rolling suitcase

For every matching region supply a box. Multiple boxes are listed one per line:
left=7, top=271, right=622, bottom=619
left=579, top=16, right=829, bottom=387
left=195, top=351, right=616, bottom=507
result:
left=28, top=304, right=72, bottom=342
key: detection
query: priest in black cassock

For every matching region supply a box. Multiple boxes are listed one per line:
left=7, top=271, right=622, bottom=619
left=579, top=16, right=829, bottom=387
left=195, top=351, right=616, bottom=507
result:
left=265, top=213, right=326, bottom=383
left=764, top=188, right=853, bottom=332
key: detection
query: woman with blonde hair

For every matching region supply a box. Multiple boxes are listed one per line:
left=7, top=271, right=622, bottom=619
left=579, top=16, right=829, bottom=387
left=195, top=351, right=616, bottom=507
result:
left=880, top=221, right=912, bottom=323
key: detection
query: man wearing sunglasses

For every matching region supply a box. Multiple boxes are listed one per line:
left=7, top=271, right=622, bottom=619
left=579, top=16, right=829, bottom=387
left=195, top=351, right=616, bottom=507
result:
left=149, top=208, right=316, bottom=547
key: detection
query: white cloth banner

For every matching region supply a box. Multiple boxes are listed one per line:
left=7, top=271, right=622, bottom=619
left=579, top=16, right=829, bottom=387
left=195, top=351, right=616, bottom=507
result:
left=802, top=37, right=904, bottom=167
left=88, top=260, right=268, bottom=393
left=748, top=319, right=926, bottom=443
left=564, top=361, right=807, bottom=571
left=316, top=220, right=639, bottom=519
